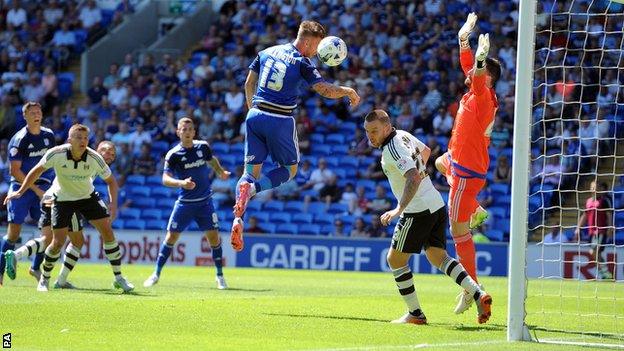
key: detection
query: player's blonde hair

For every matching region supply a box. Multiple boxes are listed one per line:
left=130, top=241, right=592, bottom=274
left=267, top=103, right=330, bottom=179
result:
left=97, top=140, right=116, bottom=151
left=297, top=21, right=326, bottom=39
left=68, top=123, right=90, bottom=137
left=22, top=101, right=41, bottom=114
left=177, top=117, right=194, bottom=129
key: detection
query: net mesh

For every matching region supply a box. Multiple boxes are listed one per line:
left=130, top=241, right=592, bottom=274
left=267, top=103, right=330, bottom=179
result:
left=527, top=0, right=624, bottom=345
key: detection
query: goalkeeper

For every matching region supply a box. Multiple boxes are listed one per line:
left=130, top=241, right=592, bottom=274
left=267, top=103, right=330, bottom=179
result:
left=435, top=12, right=502, bottom=315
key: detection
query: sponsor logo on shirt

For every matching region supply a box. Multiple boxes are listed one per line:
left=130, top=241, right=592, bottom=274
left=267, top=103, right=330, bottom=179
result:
left=184, top=159, right=206, bottom=169
left=28, top=149, right=47, bottom=157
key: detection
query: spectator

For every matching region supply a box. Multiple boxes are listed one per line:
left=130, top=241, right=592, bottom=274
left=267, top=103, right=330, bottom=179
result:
left=44, top=0, right=64, bottom=26
left=348, top=128, right=373, bottom=156
left=129, top=123, right=152, bottom=154
left=493, top=155, right=512, bottom=184
left=296, top=122, right=310, bottom=154
left=133, top=143, right=156, bottom=176
left=198, top=113, right=219, bottom=141
left=246, top=216, right=263, bottom=233
left=218, top=114, right=243, bottom=144
left=340, top=183, right=358, bottom=214
left=478, top=180, right=495, bottom=208
left=544, top=224, right=570, bottom=244
left=274, top=179, right=300, bottom=201
left=6, top=1, right=27, bottom=29
left=108, top=79, right=129, bottom=107
left=367, top=185, right=393, bottom=215
left=119, top=53, right=136, bottom=80
left=88, top=76, right=107, bottom=104
left=319, top=175, right=341, bottom=204
left=295, top=159, right=312, bottom=186
left=333, top=219, right=347, bottom=237
left=103, top=63, right=120, bottom=90
left=79, top=0, right=103, bottom=38
left=432, top=107, right=453, bottom=136
left=141, top=84, right=164, bottom=109
left=367, top=216, right=386, bottom=238
left=360, top=156, right=385, bottom=181
left=41, top=66, right=59, bottom=109
left=303, top=158, right=334, bottom=192
left=224, top=83, right=244, bottom=115
left=490, top=118, right=511, bottom=149
left=350, top=218, right=369, bottom=238
left=22, top=75, right=46, bottom=104
left=111, top=122, right=132, bottom=145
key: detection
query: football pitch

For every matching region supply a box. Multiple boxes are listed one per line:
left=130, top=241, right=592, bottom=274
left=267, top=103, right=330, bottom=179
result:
left=0, top=264, right=618, bottom=350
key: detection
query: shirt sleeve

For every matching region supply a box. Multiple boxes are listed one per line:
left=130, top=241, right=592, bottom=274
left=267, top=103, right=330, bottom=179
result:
left=95, top=154, right=112, bottom=180
left=163, top=153, right=175, bottom=174
left=386, top=141, right=417, bottom=176
left=202, top=142, right=213, bottom=161
left=249, top=55, right=260, bottom=74
left=37, top=148, right=58, bottom=170
left=460, top=49, right=474, bottom=77
left=8, top=136, right=24, bottom=161
left=471, top=72, right=487, bottom=96
left=300, top=58, right=324, bottom=85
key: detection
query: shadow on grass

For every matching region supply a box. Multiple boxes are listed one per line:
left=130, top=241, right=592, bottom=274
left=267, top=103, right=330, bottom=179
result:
left=72, top=287, right=154, bottom=297
left=215, top=287, right=273, bottom=292
left=265, top=313, right=507, bottom=331
left=529, top=325, right=624, bottom=343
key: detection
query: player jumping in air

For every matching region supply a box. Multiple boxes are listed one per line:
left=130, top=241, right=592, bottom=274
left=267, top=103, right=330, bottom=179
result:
left=4, top=124, right=134, bottom=292
left=4, top=141, right=118, bottom=289
left=434, top=13, right=502, bottom=314
left=364, top=109, right=492, bottom=325
left=231, top=20, right=360, bottom=251
left=143, top=117, right=231, bottom=289
left=0, top=102, right=55, bottom=286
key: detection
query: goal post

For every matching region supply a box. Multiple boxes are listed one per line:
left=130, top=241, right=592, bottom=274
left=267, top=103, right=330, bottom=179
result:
left=507, top=0, right=537, bottom=342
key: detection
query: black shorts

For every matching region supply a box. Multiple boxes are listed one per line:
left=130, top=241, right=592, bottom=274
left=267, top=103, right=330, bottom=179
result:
left=39, top=205, right=83, bottom=232
left=52, top=192, right=108, bottom=230
left=590, top=233, right=611, bottom=252
left=391, top=206, right=447, bottom=254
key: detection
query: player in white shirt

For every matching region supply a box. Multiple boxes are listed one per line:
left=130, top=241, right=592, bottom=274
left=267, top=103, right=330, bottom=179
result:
left=4, top=125, right=134, bottom=292
left=4, top=141, right=118, bottom=289
left=363, top=109, right=492, bottom=325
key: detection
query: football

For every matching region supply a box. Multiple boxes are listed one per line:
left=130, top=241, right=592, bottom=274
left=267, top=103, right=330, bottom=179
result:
left=317, top=36, right=348, bottom=67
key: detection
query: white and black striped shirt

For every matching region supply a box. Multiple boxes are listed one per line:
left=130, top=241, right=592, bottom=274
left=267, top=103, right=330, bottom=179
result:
left=37, top=144, right=112, bottom=201
left=380, top=130, right=445, bottom=214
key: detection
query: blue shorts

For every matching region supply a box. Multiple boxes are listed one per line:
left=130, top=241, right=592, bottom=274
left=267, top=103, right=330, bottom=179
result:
left=167, top=198, right=219, bottom=233
left=7, top=182, right=50, bottom=224
left=245, top=108, right=299, bottom=166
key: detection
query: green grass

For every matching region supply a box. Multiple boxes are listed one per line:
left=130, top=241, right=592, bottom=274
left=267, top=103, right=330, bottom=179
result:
left=0, top=264, right=620, bottom=350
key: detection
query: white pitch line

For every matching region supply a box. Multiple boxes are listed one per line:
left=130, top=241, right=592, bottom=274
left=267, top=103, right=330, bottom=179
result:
left=306, top=340, right=510, bottom=351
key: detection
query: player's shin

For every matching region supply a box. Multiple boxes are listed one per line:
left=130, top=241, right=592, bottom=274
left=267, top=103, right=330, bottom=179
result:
left=438, top=255, right=483, bottom=301
left=211, top=240, right=223, bottom=277
left=0, top=239, right=17, bottom=276
left=391, top=265, right=423, bottom=317
left=103, top=240, right=122, bottom=278
left=41, top=245, right=61, bottom=281
left=453, top=232, right=478, bottom=282
left=57, top=244, right=80, bottom=285
left=155, top=241, right=173, bottom=276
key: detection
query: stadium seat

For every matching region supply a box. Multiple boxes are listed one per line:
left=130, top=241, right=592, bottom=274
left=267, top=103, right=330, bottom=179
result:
left=493, top=218, right=511, bottom=233
left=338, top=122, right=356, bottom=133
left=151, top=141, right=169, bottom=155
left=218, top=210, right=234, bottom=222
left=188, top=221, right=199, bottom=231
left=126, top=175, right=146, bottom=186
left=311, top=144, right=332, bottom=156
left=142, top=208, right=162, bottom=220
left=339, top=156, right=359, bottom=168
left=258, top=223, right=277, bottom=234
left=284, top=201, right=305, bottom=213
left=151, top=186, right=175, bottom=199
left=494, top=195, right=512, bottom=206
left=292, top=213, right=313, bottom=224
left=211, top=142, right=229, bottom=155
left=219, top=155, right=237, bottom=167
left=264, top=201, right=285, bottom=212
left=307, top=202, right=327, bottom=215
left=230, top=143, right=245, bottom=155
left=310, top=133, right=324, bottom=144
left=276, top=223, right=298, bottom=234
left=333, top=169, right=347, bottom=179
left=112, top=219, right=124, bottom=229
left=248, top=211, right=269, bottom=223
left=133, top=197, right=156, bottom=209
left=145, top=175, right=162, bottom=186
left=324, top=156, right=340, bottom=167
left=356, top=179, right=376, bottom=192
left=130, top=185, right=151, bottom=197
left=331, top=145, right=349, bottom=154
left=314, top=214, right=334, bottom=225
left=337, top=215, right=356, bottom=226
left=321, top=225, right=335, bottom=235
left=270, top=212, right=291, bottom=223
left=490, top=183, right=510, bottom=195
left=328, top=203, right=349, bottom=214
left=156, top=198, right=176, bottom=210
left=124, top=219, right=146, bottom=230
left=146, top=220, right=168, bottom=230
left=487, top=229, right=505, bottom=241
left=326, top=134, right=346, bottom=145
left=244, top=200, right=262, bottom=212
left=120, top=208, right=141, bottom=220
left=489, top=206, right=507, bottom=219
left=298, top=224, right=321, bottom=235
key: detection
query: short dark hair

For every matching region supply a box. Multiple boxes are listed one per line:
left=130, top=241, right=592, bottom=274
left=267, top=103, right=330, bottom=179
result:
left=297, top=20, right=326, bottom=39
left=486, top=58, right=502, bottom=86
left=364, top=109, right=391, bottom=124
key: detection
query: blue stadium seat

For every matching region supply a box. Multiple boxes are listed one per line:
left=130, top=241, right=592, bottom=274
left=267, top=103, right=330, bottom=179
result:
left=292, top=213, right=313, bottom=224
left=112, top=219, right=124, bottom=229
left=490, top=183, right=510, bottom=195
left=248, top=211, right=269, bottom=223
left=151, top=186, right=175, bottom=199
left=133, top=197, right=156, bottom=209
left=486, top=229, right=505, bottom=241
left=276, top=224, right=298, bottom=234
left=493, top=218, right=510, bottom=233
left=314, top=214, right=334, bottom=225
left=270, top=212, right=291, bottom=223
left=156, top=198, right=176, bottom=210
left=326, top=134, right=346, bottom=145
left=145, top=175, right=162, bottom=186
left=311, top=144, right=332, bottom=156
left=258, top=223, right=277, bottom=234
left=324, top=157, right=340, bottom=167
left=321, top=225, right=335, bottom=235
left=57, top=75, right=73, bottom=100
left=219, top=155, right=237, bottom=167
left=126, top=175, right=146, bottom=186
left=130, top=185, right=151, bottom=197
left=310, top=133, right=324, bottom=144
left=339, top=156, right=359, bottom=168
left=230, top=143, right=245, bottom=155
left=124, top=219, right=146, bottom=230
left=298, top=224, right=321, bottom=235
left=337, top=215, right=356, bottom=226
left=331, top=145, right=349, bottom=154
left=188, top=221, right=199, bottom=231
left=246, top=200, right=263, bottom=212
left=489, top=206, right=507, bottom=219
left=338, top=122, right=356, bottom=133
left=264, top=201, right=285, bottom=212
left=151, top=141, right=169, bottom=155
left=307, top=202, right=327, bottom=215
left=284, top=201, right=305, bottom=213
left=142, top=208, right=162, bottom=220
left=146, top=220, right=168, bottom=230
left=333, top=169, right=347, bottom=179
left=494, top=195, right=512, bottom=206
left=211, top=142, right=229, bottom=155
left=120, top=208, right=141, bottom=220
left=328, top=203, right=349, bottom=214
left=218, top=210, right=234, bottom=223
left=356, top=179, right=377, bottom=192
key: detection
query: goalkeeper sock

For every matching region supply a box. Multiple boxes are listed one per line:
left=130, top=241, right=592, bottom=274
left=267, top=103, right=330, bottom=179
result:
left=392, top=265, right=421, bottom=315
left=439, top=255, right=482, bottom=301
left=155, top=241, right=173, bottom=276
left=454, top=232, right=478, bottom=282
left=211, top=240, right=223, bottom=277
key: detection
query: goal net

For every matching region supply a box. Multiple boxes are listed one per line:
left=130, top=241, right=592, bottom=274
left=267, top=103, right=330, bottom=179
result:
left=509, top=0, right=624, bottom=347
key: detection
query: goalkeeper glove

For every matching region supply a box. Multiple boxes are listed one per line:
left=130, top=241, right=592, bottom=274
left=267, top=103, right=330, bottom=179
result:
left=458, top=12, right=477, bottom=48
left=475, top=33, right=490, bottom=64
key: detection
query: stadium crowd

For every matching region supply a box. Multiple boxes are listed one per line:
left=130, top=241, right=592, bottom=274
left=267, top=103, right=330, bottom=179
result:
left=0, top=0, right=621, bottom=241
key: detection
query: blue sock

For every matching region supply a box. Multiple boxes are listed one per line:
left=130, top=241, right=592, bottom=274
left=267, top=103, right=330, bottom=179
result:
left=257, top=167, right=291, bottom=193
left=0, top=239, right=16, bottom=276
left=212, top=242, right=223, bottom=276
left=31, top=252, right=45, bottom=271
left=155, top=242, right=173, bottom=276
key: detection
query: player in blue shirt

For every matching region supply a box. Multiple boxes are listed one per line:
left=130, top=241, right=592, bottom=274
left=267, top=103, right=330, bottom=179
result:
left=144, top=117, right=231, bottom=289
left=0, top=102, right=55, bottom=285
left=232, top=20, right=360, bottom=251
